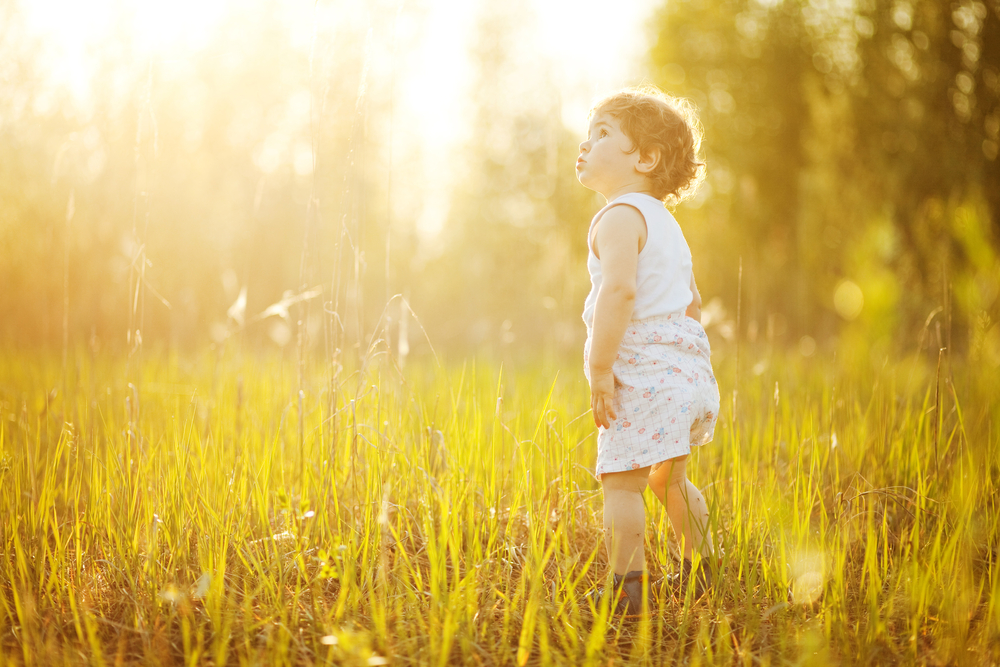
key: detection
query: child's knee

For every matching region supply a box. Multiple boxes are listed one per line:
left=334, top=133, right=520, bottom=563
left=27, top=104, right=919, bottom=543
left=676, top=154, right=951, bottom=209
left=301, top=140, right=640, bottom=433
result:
left=648, top=455, right=688, bottom=497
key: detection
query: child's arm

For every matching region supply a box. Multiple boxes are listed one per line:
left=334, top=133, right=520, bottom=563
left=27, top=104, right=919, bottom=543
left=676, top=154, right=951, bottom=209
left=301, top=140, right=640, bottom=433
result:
left=685, top=273, right=702, bottom=322
left=588, top=206, right=645, bottom=429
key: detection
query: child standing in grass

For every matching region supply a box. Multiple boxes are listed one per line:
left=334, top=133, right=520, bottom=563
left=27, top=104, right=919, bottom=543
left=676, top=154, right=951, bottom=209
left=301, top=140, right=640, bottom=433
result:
left=577, top=86, right=720, bottom=614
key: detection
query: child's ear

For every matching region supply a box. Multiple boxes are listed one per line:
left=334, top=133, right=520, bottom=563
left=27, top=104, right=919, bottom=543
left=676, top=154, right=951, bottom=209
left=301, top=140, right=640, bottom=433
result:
left=635, top=147, right=660, bottom=174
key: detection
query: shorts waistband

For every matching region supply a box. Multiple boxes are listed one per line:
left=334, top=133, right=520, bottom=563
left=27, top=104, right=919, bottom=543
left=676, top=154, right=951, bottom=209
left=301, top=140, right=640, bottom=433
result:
left=586, top=311, right=693, bottom=335
left=627, top=311, right=690, bottom=326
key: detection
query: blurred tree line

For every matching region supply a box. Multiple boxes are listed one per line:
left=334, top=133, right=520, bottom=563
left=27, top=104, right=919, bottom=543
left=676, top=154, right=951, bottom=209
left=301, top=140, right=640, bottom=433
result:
left=411, top=0, right=596, bottom=358
left=651, top=0, right=1000, bottom=360
left=1, top=0, right=999, bottom=368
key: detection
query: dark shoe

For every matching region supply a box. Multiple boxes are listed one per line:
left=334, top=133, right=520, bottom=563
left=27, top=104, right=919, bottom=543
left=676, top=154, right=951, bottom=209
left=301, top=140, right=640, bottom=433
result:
left=665, top=558, right=715, bottom=598
left=585, top=570, right=654, bottom=617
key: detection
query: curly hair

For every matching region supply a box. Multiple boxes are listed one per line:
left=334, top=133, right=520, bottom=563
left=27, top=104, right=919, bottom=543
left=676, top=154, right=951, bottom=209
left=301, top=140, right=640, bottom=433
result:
left=592, top=86, right=706, bottom=206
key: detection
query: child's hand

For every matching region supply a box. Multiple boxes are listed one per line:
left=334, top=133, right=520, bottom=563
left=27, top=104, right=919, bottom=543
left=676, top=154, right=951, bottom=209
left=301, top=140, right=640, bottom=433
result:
left=590, top=367, right=618, bottom=429
left=685, top=274, right=702, bottom=323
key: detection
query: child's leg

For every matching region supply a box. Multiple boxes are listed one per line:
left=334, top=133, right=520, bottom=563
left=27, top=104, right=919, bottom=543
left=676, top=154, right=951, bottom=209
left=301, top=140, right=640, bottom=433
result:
left=648, top=456, right=714, bottom=559
left=601, top=467, right=651, bottom=575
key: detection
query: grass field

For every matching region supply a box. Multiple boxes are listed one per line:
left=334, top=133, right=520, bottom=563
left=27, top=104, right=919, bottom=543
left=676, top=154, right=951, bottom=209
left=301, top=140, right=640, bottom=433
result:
left=1, top=337, right=998, bottom=666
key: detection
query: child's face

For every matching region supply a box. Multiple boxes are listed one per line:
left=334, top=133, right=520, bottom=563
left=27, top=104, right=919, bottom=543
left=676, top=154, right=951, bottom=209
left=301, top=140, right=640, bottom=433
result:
left=576, top=111, right=645, bottom=199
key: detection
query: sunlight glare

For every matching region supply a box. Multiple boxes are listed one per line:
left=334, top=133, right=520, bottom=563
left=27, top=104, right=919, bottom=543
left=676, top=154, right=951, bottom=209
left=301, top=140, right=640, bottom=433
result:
left=22, top=0, right=235, bottom=106
left=21, top=0, right=658, bottom=240
left=132, top=0, right=232, bottom=57
left=21, top=0, right=115, bottom=103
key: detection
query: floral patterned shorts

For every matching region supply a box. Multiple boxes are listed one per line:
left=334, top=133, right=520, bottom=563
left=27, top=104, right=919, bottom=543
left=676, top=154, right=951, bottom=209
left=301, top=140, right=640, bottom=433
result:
left=584, top=312, right=720, bottom=480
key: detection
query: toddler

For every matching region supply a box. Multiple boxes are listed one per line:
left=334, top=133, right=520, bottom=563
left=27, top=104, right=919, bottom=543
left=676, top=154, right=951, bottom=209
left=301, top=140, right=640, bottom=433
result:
left=578, top=86, right=721, bottom=614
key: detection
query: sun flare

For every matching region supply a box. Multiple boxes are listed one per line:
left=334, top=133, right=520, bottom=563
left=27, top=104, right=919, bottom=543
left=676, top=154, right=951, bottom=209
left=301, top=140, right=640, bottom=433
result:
left=22, top=0, right=234, bottom=99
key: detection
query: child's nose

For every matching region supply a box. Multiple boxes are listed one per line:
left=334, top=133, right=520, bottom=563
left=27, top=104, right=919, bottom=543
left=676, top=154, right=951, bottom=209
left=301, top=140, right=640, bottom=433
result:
left=579, top=140, right=589, bottom=153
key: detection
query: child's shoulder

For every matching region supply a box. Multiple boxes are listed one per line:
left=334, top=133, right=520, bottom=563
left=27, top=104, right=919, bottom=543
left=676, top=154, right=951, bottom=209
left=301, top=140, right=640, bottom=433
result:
left=599, top=201, right=646, bottom=227
left=591, top=202, right=647, bottom=258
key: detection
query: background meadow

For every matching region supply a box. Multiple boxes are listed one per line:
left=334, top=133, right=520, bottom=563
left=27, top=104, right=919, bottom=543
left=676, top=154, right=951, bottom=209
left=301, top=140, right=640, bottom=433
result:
left=1, top=0, right=999, bottom=664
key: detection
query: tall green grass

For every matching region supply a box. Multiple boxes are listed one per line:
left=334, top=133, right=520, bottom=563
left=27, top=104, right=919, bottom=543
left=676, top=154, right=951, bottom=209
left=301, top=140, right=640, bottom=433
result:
left=0, top=340, right=997, bottom=665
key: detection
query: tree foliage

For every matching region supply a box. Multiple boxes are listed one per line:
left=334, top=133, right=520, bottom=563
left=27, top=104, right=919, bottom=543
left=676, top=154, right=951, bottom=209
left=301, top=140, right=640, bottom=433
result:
left=652, top=0, right=1000, bottom=350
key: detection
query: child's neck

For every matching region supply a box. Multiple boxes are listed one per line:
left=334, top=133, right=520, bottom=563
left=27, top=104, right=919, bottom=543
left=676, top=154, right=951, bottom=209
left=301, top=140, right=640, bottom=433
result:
left=602, top=181, right=656, bottom=203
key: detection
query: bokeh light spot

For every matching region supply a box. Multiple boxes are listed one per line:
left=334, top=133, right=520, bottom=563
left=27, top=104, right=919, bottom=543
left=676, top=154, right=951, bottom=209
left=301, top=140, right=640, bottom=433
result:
left=789, top=551, right=826, bottom=606
left=834, top=280, right=864, bottom=320
left=798, top=335, right=817, bottom=357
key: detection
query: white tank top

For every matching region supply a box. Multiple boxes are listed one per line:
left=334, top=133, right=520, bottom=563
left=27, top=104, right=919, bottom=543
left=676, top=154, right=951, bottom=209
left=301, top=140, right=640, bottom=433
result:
left=582, top=192, right=693, bottom=330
